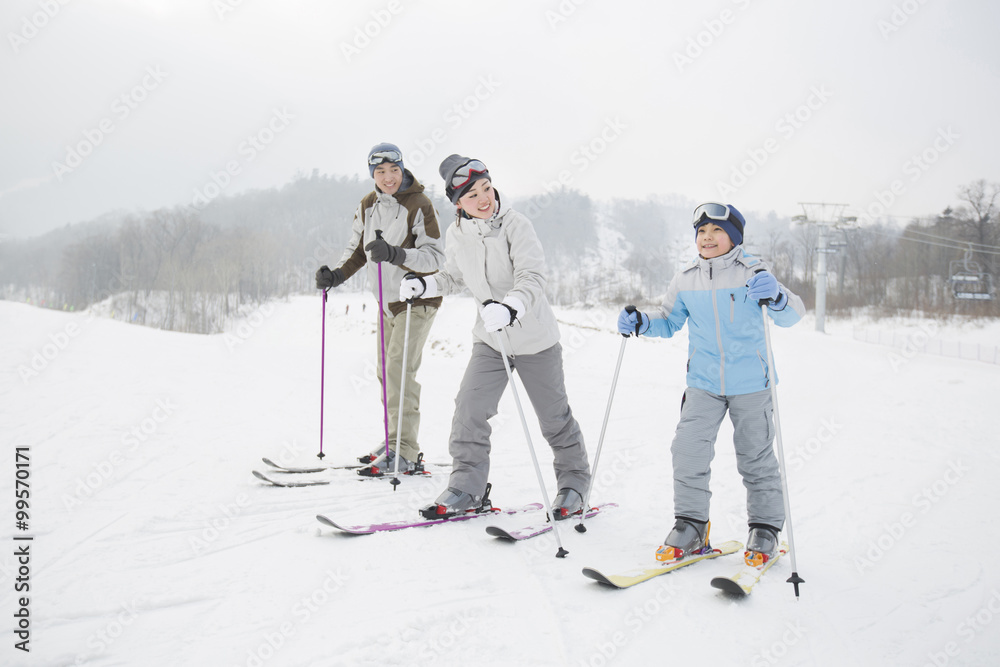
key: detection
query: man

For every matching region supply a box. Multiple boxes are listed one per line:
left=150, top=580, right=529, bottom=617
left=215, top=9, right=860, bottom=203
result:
left=316, top=142, right=444, bottom=476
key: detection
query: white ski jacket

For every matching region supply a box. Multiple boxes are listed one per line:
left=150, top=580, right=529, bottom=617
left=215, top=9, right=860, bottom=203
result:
left=435, top=194, right=560, bottom=356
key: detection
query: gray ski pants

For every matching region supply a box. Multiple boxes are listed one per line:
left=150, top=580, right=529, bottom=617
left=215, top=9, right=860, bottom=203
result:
left=671, top=387, right=785, bottom=529
left=446, top=342, right=591, bottom=498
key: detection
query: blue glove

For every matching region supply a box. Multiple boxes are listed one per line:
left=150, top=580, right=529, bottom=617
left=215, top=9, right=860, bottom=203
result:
left=617, top=306, right=650, bottom=336
left=746, top=271, right=787, bottom=310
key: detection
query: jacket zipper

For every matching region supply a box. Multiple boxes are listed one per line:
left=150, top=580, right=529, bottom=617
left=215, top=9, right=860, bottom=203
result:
left=708, top=259, right=726, bottom=395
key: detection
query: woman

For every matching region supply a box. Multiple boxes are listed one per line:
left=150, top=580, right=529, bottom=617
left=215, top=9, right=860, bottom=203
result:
left=400, top=155, right=590, bottom=519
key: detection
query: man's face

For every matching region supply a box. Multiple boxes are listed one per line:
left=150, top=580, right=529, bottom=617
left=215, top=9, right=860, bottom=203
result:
left=373, top=163, right=403, bottom=195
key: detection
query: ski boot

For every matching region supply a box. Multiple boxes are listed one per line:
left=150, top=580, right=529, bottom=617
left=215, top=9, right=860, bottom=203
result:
left=655, top=518, right=711, bottom=562
left=419, top=482, right=493, bottom=519
left=357, top=446, right=383, bottom=464
left=744, top=524, right=779, bottom=568
left=357, top=450, right=417, bottom=478
left=551, top=488, right=584, bottom=521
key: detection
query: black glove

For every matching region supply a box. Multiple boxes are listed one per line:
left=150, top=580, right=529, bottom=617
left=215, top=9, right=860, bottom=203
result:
left=315, top=266, right=345, bottom=289
left=364, top=238, right=406, bottom=266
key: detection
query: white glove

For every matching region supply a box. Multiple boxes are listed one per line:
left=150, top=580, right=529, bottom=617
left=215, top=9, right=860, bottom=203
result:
left=481, top=296, right=525, bottom=332
left=399, top=274, right=438, bottom=302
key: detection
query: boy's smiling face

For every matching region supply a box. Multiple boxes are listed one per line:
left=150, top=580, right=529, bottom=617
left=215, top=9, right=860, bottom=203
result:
left=697, top=222, right=734, bottom=259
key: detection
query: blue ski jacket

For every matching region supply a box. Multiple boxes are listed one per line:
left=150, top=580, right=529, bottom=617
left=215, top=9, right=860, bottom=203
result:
left=645, top=246, right=804, bottom=396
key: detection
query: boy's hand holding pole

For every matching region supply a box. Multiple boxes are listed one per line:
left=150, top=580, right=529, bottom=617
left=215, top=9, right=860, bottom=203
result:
left=746, top=270, right=788, bottom=310
left=617, top=305, right=650, bottom=336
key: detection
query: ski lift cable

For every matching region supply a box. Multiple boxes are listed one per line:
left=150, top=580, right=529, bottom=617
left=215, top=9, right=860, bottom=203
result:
left=899, top=234, right=1000, bottom=255
left=849, top=212, right=1000, bottom=250
left=867, top=228, right=980, bottom=252
left=858, top=211, right=999, bottom=234
left=863, top=228, right=1000, bottom=256
left=895, top=226, right=1000, bottom=250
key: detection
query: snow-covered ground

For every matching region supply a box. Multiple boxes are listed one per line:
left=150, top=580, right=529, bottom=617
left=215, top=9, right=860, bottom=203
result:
left=3, top=293, right=999, bottom=666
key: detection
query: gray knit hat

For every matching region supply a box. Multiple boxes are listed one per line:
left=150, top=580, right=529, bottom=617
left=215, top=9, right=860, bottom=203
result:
left=367, top=142, right=404, bottom=177
left=439, top=154, right=490, bottom=203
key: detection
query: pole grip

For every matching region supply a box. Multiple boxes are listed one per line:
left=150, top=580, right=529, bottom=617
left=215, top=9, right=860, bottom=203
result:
left=623, top=304, right=640, bottom=337
left=402, top=271, right=422, bottom=304
left=751, top=268, right=769, bottom=308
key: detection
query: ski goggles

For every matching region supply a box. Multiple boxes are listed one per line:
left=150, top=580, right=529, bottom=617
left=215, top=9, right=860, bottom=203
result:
left=449, top=159, right=489, bottom=190
left=368, top=149, right=402, bottom=166
left=692, top=203, right=741, bottom=230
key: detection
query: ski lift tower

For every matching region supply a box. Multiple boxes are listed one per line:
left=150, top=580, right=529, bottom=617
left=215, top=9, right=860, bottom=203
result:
left=793, top=203, right=856, bottom=333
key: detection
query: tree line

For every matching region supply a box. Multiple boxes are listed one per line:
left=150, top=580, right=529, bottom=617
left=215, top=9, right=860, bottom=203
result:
left=1, top=173, right=996, bottom=333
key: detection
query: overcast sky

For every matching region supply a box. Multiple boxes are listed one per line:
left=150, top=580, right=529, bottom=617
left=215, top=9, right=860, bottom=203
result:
left=2, top=0, right=998, bottom=238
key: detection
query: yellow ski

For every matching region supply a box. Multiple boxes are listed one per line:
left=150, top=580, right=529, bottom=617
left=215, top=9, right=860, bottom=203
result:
left=582, top=540, right=743, bottom=589
left=711, top=542, right=789, bottom=596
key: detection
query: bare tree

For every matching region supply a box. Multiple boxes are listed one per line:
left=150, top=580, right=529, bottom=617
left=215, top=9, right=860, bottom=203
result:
left=146, top=208, right=208, bottom=330
left=955, top=180, right=1000, bottom=274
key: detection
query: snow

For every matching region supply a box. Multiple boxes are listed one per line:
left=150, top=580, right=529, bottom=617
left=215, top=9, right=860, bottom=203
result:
left=3, top=293, right=1000, bottom=667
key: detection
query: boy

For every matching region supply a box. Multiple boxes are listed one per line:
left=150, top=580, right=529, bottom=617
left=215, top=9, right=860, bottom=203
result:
left=316, top=143, right=444, bottom=476
left=617, top=203, right=804, bottom=567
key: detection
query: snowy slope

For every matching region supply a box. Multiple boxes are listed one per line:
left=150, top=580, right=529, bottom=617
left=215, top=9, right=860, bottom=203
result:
left=3, top=294, right=999, bottom=667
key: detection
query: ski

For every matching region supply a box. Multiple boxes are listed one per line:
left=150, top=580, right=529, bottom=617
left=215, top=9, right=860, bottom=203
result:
left=262, top=458, right=362, bottom=473
left=253, top=470, right=333, bottom=487
left=262, top=456, right=450, bottom=475
left=582, top=540, right=743, bottom=589
left=252, top=469, right=433, bottom=487
left=316, top=503, right=545, bottom=535
left=485, top=503, right=619, bottom=540
left=710, top=542, right=789, bottom=596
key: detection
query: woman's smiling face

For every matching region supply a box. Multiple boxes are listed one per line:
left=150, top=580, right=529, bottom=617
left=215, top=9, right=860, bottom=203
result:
left=456, top=179, right=496, bottom=219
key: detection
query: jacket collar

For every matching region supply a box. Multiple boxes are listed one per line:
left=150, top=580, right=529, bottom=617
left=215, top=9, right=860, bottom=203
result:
left=690, top=244, right=743, bottom=272
left=375, top=170, right=420, bottom=203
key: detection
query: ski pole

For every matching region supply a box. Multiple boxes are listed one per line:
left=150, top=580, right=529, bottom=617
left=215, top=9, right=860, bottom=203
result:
left=389, top=298, right=413, bottom=491
left=493, top=329, right=568, bottom=559
left=576, top=328, right=630, bottom=533
left=374, top=230, right=392, bottom=461
left=318, top=287, right=329, bottom=460
left=760, top=302, right=805, bottom=598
